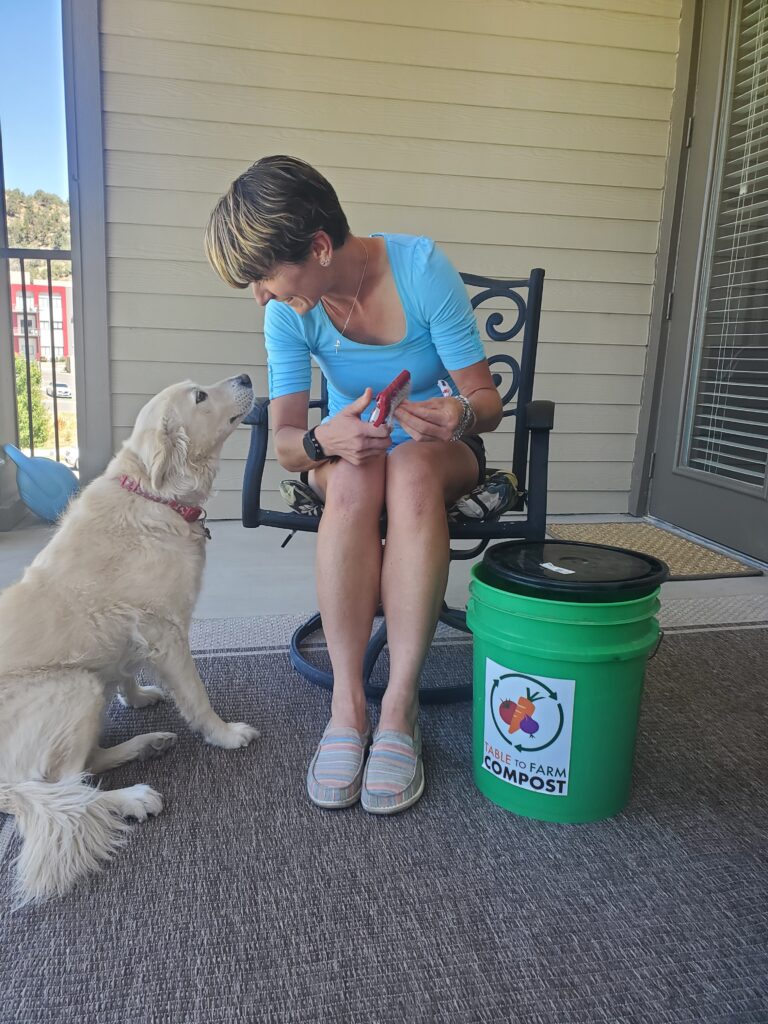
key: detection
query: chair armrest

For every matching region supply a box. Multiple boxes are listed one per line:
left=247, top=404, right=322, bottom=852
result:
left=243, top=396, right=270, bottom=427
left=524, top=400, right=555, bottom=539
left=245, top=395, right=324, bottom=424
left=242, top=395, right=328, bottom=530
left=525, top=399, right=555, bottom=431
left=242, top=397, right=271, bottom=527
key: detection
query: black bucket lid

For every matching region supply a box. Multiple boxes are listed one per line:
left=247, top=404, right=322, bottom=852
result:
left=479, top=540, right=670, bottom=601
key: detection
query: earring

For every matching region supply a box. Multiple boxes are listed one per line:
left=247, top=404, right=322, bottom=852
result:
left=319, top=254, right=331, bottom=267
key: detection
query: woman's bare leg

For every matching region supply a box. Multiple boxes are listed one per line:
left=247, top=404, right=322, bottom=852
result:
left=311, top=456, right=386, bottom=732
left=379, top=441, right=478, bottom=734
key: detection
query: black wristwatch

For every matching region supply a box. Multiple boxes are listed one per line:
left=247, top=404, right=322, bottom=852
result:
left=302, top=426, right=327, bottom=462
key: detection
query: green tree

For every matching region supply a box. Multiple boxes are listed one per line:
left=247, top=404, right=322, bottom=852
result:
left=15, top=355, right=51, bottom=449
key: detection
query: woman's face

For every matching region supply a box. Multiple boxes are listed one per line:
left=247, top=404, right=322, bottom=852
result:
left=250, top=255, right=325, bottom=316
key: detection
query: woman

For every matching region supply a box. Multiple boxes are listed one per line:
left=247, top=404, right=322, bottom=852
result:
left=205, top=155, right=502, bottom=815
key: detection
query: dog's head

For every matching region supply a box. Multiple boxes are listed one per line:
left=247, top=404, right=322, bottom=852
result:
left=125, top=374, right=253, bottom=502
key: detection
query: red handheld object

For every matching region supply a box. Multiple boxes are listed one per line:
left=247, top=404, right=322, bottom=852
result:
left=370, top=370, right=411, bottom=427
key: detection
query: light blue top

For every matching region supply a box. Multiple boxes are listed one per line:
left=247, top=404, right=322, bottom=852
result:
left=264, top=233, right=484, bottom=446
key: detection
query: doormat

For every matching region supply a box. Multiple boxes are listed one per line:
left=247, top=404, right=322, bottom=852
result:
left=546, top=521, right=763, bottom=581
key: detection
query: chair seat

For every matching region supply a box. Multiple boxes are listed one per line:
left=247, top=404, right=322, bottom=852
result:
left=279, top=469, right=520, bottom=525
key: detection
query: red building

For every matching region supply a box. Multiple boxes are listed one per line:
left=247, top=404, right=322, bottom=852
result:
left=10, top=278, right=71, bottom=361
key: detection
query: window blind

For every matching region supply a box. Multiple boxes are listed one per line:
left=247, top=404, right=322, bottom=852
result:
left=685, top=0, right=768, bottom=488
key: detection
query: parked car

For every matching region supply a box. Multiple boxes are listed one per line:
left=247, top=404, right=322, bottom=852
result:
left=46, top=382, right=73, bottom=399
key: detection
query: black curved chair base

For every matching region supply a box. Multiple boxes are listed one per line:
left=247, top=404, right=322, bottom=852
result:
left=289, top=605, right=472, bottom=705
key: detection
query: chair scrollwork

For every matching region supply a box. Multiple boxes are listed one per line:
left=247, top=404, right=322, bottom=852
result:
left=488, top=353, right=521, bottom=414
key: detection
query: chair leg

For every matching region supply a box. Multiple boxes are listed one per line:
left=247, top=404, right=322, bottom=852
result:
left=289, top=612, right=391, bottom=702
left=289, top=609, right=473, bottom=704
left=289, top=613, right=333, bottom=692
left=439, top=602, right=469, bottom=634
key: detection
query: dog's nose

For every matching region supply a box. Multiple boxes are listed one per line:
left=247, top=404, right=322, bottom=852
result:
left=236, top=374, right=252, bottom=388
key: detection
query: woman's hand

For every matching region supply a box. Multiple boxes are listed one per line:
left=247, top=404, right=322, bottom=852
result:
left=315, top=388, right=392, bottom=465
left=394, top=397, right=464, bottom=443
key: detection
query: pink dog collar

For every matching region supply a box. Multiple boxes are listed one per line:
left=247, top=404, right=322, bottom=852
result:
left=119, top=475, right=210, bottom=535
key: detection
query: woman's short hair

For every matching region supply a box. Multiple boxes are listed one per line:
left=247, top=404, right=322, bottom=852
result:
left=204, top=155, right=350, bottom=288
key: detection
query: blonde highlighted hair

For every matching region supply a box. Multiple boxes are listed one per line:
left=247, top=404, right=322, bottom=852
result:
left=204, top=155, right=350, bottom=288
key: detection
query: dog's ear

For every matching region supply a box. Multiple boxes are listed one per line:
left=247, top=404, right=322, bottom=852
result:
left=149, top=413, right=189, bottom=492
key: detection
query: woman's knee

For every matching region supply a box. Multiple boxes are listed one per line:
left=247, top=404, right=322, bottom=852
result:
left=385, top=444, right=446, bottom=518
left=323, top=457, right=386, bottom=520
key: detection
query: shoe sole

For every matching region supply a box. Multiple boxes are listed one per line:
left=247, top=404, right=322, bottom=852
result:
left=361, top=771, right=425, bottom=815
left=308, top=789, right=362, bottom=810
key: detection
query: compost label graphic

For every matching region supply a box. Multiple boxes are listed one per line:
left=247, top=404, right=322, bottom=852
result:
left=482, top=658, right=575, bottom=796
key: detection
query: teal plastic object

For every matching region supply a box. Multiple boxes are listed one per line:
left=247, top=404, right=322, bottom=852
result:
left=3, top=443, right=80, bottom=523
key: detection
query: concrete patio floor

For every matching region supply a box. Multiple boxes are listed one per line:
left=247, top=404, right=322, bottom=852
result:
left=2, top=512, right=767, bottom=631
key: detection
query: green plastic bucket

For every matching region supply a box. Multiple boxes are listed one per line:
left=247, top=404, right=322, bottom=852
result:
left=466, top=540, right=669, bottom=824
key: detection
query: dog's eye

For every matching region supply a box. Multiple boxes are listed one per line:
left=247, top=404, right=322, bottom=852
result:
left=195, top=390, right=207, bottom=404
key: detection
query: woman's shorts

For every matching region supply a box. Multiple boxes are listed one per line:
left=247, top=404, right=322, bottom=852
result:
left=302, top=434, right=487, bottom=487
left=461, top=434, right=487, bottom=486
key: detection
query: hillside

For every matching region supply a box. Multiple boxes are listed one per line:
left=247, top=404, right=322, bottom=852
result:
left=4, top=188, right=71, bottom=279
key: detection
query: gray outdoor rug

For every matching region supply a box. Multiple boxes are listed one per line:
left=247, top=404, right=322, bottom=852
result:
left=1, top=629, right=767, bottom=1024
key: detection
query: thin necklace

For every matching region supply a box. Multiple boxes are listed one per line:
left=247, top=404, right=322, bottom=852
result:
left=323, top=239, right=369, bottom=355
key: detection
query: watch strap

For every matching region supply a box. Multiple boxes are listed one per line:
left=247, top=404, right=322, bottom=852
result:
left=304, top=426, right=326, bottom=461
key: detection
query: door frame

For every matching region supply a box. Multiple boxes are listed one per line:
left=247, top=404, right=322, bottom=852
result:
left=630, top=0, right=702, bottom=516
left=0, top=133, right=25, bottom=530
left=61, top=0, right=112, bottom=485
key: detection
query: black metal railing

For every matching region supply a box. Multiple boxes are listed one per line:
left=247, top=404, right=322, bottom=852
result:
left=1, top=246, right=73, bottom=462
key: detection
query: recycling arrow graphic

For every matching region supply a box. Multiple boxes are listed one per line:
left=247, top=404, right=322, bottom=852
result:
left=490, top=673, right=564, bottom=753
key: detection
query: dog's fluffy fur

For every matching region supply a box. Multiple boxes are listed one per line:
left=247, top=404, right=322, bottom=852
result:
left=0, top=375, right=257, bottom=904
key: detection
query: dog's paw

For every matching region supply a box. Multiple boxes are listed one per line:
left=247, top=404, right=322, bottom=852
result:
left=138, top=732, right=177, bottom=760
left=117, top=784, right=164, bottom=821
left=119, top=684, right=166, bottom=708
left=206, top=721, right=260, bottom=749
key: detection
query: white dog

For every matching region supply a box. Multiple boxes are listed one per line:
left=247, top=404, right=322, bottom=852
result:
left=0, top=374, right=257, bottom=904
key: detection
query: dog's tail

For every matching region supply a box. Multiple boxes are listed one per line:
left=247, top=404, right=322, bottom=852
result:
left=0, top=776, right=131, bottom=905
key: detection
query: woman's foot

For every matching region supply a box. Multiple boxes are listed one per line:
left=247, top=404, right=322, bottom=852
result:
left=361, top=720, right=424, bottom=815
left=307, top=717, right=371, bottom=809
left=377, top=693, right=419, bottom=736
left=329, top=690, right=369, bottom=733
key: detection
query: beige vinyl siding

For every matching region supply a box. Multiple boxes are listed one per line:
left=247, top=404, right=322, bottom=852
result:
left=100, top=0, right=682, bottom=518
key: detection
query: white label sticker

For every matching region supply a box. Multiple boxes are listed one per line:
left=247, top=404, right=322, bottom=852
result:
left=482, top=658, right=576, bottom=796
left=540, top=562, right=575, bottom=575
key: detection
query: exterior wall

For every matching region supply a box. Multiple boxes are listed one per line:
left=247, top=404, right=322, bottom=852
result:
left=99, top=0, right=682, bottom=518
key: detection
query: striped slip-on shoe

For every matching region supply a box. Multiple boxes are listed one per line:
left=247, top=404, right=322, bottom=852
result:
left=306, top=719, right=372, bottom=809
left=361, top=721, right=424, bottom=815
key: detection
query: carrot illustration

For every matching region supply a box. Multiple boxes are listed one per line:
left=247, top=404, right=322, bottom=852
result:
left=508, top=695, right=535, bottom=734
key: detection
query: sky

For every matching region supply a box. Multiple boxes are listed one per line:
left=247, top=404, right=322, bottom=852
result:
left=0, top=0, right=69, bottom=199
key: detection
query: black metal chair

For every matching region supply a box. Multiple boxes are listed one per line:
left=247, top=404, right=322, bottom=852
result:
left=241, top=269, right=554, bottom=703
